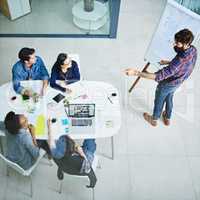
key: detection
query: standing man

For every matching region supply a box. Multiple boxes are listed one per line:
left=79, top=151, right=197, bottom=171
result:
left=12, top=47, right=49, bottom=96
left=125, top=29, right=197, bottom=126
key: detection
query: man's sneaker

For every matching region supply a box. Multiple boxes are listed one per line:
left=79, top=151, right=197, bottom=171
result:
left=162, top=111, right=170, bottom=126
left=143, top=113, right=157, bottom=127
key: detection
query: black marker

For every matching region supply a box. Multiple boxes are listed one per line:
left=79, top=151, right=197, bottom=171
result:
left=107, top=96, right=113, bottom=104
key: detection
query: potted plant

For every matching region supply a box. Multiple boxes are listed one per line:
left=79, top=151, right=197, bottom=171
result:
left=84, top=0, right=94, bottom=12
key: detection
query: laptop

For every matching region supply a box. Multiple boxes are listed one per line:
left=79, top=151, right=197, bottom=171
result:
left=66, top=104, right=95, bottom=134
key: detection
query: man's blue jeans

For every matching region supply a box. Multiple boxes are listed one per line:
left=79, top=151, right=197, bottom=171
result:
left=153, top=83, right=179, bottom=120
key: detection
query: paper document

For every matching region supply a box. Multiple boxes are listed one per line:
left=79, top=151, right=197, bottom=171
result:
left=35, top=114, right=46, bottom=136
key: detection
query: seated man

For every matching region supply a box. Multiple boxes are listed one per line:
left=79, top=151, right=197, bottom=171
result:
left=0, top=112, right=50, bottom=170
left=12, top=47, right=49, bottom=97
left=50, top=53, right=80, bottom=93
left=47, top=119, right=96, bottom=174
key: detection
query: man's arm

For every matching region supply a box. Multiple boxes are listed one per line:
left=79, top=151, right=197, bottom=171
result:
left=12, top=65, right=25, bottom=94
left=37, top=57, right=49, bottom=95
left=124, top=57, right=179, bottom=82
left=124, top=68, right=156, bottom=80
left=41, top=79, right=48, bottom=96
left=38, top=57, right=49, bottom=80
left=155, top=56, right=180, bottom=82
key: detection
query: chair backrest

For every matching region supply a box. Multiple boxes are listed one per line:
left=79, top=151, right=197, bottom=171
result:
left=68, top=54, right=80, bottom=74
left=55, top=154, right=98, bottom=188
left=0, top=153, right=26, bottom=175
left=54, top=154, right=83, bottom=176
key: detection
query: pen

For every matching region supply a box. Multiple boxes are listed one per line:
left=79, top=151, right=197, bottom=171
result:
left=107, top=96, right=113, bottom=104
left=73, top=95, right=82, bottom=100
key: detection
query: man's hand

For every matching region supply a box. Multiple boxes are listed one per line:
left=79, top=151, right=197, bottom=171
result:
left=23, top=89, right=33, bottom=97
left=159, top=60, right=171, bottom=65
left=124, top=67, right=156, bottom=80
left=124, top=68, right=139, bottom=76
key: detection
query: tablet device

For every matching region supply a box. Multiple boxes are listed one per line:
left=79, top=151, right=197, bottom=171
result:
left=53, top=93, right=65, bottom=103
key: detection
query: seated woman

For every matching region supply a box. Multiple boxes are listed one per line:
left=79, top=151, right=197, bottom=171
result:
left=50, top=53, right=80, bottom=92
left=47, top=119, right=96, bottom=174
left=0, top=112, right=50, bottom=170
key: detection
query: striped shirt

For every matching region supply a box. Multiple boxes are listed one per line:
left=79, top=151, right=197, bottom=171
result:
left=155, top=46, right=197, bottom=86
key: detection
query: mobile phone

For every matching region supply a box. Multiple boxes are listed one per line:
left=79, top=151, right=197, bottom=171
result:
left=53, top=93, right=65, bottom=103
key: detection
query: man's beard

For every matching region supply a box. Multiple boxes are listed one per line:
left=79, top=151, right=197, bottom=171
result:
left=173, top=46, right=185, bottom=54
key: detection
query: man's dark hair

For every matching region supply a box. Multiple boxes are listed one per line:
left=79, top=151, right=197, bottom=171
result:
left=18, top=47, right=35, bottom=62
left=4, top=112, right=21, bottom=135
left=175, top=29, right=194, bottom=45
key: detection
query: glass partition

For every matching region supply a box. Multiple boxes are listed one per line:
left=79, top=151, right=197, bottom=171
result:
left=0, top=0, right=120, bottom=38
left=175, top=0, right=200, bottom=15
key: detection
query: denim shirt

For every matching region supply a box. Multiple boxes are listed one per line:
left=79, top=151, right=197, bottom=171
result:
left=12, top=56, right=49, bottom=94
left=0, top=122, right=40, bottom=170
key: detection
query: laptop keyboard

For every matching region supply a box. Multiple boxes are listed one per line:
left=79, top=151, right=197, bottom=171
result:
left=72, top=119, right=93, bottom=127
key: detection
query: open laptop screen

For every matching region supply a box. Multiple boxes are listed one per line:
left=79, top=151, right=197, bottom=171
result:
left=68, top=104, right=95, bottom=118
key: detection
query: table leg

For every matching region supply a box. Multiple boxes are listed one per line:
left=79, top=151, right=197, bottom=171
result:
left=98, top=136, right=114, bottom=160
left=111, top=136, right=114, bottom=160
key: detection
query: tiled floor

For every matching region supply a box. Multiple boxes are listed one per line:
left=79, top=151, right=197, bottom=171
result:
left=1, top=0, right=200, bottom=199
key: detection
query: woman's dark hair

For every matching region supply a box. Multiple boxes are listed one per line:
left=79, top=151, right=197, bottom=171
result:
left=4, top=112, right=21, bottom=135
left=18, top=47, right=35, bottom=62
left=65, top=135, right=76, bottom=156
left=53, top=53, right=68, bottom=71
left=175, top=29, right=194, bottom=45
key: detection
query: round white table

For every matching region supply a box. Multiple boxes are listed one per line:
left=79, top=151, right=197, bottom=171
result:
left=72, top=1, right=108, bottom=30
left=0, top=80, right=121, bottom=159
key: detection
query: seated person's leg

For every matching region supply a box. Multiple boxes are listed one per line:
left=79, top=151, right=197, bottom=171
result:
left=37, top=139, right=51, bottom=156
left=82, top=139, right=96, bottom=154
left=82, top=139, right=96, bottom=166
